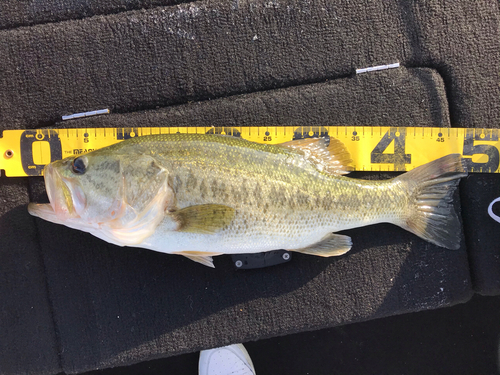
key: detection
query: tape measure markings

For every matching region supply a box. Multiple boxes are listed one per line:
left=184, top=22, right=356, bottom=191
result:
left=1, top=126, right=499, bottom=177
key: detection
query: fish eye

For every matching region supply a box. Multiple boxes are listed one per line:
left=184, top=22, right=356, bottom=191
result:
left=71, top=157, right=87, bottom=175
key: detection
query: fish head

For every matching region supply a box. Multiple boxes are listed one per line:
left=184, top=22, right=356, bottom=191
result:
left=29, top=146, right=173, bottom=246
left=29, top=151, right=128, bottom=225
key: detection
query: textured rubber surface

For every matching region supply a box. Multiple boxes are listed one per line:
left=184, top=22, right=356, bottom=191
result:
left=82, top=295, right=500, bottom=375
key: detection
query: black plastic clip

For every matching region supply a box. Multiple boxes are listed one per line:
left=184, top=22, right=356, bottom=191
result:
left=231, top=250, right=292, bottom=269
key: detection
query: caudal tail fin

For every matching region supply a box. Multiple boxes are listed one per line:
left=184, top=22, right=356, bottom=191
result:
left=395, top=154, right=467, bottom=250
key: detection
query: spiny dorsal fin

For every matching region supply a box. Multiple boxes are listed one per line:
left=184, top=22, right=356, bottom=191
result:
left=172, top=204, right=235, bottom=234
left=291, top=233, right=352, bottom=257
left=280, top=137, right=353, bottom=175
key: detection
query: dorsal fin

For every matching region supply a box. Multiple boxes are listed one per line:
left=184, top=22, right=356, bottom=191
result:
left=280, top=137, right=353, bottom=175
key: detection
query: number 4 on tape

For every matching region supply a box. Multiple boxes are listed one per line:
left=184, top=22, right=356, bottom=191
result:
left=370, top=128, right=411, bottom=171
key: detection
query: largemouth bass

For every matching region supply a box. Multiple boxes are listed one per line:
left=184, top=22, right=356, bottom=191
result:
left=28, top=134, right=466, bottom=267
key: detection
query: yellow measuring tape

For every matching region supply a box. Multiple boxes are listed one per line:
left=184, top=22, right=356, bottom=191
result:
left=1, top=126, right=499, bottom=177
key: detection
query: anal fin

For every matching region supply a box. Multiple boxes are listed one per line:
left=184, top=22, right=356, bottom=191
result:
left=292, top=233, right=352, bottom=257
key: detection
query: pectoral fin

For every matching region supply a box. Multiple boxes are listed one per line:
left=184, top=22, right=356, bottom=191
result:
left=173, top=251, right=223, bottom=268
left=292, top=233, right=352, bottom=257
left=172, top=204, right=235, bottom=234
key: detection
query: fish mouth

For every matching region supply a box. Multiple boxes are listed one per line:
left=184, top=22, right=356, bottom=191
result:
left=28, top=163, right=86, bottom=223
